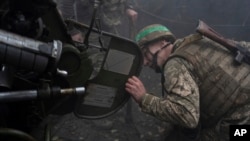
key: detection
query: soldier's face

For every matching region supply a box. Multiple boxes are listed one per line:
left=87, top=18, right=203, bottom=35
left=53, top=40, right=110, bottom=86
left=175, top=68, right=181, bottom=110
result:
left=142, top=40, right=172, bottom=72
left=142, top=43, right=161, bottom=70
left=71, top=33, right=84, bottom=43
left=142, top=47, right=154, bottom=67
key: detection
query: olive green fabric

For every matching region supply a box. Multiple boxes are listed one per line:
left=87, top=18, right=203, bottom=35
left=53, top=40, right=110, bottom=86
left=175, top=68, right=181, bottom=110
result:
left=140, top=34, right=250, bottom=141
left=170, top=35, right=250, bottom=127
left=101, top=0, right=126, bottom=26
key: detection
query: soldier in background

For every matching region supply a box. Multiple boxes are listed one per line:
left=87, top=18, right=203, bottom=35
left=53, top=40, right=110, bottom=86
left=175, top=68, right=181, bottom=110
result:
left=125, top=24, right=250, bottom=140
left=57, top=0, right=138, bottom=36
left=100, top=0, right=138, bottom=35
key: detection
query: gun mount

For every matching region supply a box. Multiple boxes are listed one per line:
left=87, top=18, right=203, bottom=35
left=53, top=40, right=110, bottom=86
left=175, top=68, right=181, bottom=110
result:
left=0, top=0, right=143, bottom=140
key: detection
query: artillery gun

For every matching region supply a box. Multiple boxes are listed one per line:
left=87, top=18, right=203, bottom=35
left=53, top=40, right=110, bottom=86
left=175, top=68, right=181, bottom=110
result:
left=0, top=0, right=142, bottom=140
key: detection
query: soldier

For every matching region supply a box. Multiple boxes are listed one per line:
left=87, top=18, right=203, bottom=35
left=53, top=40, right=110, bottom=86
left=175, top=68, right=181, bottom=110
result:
left=125, top=24, right=250, bottom=140
left=100, top=0, right=138, bottom=34
left=57, top=0, right=138, bottom=35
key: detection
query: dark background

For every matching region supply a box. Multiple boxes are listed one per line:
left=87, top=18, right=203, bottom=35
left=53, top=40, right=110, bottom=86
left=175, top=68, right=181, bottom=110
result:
left=132, top=0, right=250, bottom=41
left=57, top=0, right=250, bottom=41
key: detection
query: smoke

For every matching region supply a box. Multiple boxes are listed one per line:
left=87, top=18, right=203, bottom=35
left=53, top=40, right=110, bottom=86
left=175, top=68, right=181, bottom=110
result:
left=57, top=0, right=250, bottom=41
left=133, top=0, right=250, bottom=41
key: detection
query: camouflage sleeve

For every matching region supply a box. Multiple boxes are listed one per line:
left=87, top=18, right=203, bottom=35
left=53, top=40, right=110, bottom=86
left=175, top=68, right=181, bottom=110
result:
left=140, top=58, right=200, bottom=128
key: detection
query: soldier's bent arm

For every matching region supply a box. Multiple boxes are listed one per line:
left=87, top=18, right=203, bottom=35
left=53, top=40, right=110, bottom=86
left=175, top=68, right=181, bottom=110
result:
left=140, top=58, right=200, bottom=129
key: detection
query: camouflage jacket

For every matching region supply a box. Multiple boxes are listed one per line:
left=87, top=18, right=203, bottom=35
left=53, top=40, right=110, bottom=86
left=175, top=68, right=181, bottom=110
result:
left=140, top=34, right=250, bottom=141
left=57, top=0, right=133, bottom=26
left=101, top=0, right=132, bottom=26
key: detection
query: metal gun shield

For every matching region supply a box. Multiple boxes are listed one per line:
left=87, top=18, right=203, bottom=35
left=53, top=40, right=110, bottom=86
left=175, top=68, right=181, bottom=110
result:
left=69, top=21, right=143, bottom=119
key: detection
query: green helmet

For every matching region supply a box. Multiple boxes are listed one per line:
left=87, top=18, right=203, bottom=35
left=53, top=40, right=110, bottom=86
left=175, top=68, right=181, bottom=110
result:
left=135, top=24, right=176, bottom=47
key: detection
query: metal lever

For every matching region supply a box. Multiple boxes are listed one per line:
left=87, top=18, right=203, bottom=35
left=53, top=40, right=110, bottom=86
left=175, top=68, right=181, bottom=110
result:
left=0, top=86, right=85, bottom=102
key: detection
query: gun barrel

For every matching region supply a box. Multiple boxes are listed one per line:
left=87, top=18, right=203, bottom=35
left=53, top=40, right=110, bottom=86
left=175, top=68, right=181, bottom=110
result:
left=0, top=87, right=85, bottom=102
left=196, top=20, right=237, bottom=53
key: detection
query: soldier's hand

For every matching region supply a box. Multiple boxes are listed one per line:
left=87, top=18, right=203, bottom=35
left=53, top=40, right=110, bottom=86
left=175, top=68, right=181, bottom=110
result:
left=126, top=9, right=138, bottom=23
left=125, top=76, right=146, bottom=104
